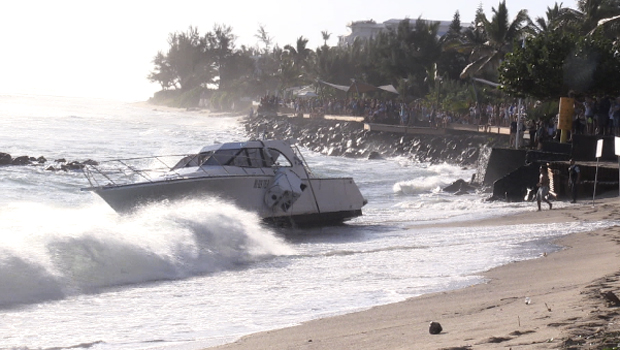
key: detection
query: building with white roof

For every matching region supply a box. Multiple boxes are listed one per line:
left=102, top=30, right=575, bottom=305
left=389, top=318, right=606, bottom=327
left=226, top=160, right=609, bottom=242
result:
left=338, top=18, right=452, bottom=46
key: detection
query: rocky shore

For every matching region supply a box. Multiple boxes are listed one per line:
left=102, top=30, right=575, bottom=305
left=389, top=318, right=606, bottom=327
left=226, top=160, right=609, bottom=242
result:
left=0, top=152, right=96, bottom=171
left=2, top=115, right=509, bottom=178
left=244, top=115, right=510, bottom=166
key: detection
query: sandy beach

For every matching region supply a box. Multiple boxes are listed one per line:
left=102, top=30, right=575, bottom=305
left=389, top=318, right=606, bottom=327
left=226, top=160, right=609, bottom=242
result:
left=207, top=196, right=620, bottom=350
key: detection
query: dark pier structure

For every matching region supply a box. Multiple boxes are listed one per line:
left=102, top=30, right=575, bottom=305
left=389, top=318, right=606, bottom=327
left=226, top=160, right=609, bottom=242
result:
left=486, top=135, right=619, bottom=202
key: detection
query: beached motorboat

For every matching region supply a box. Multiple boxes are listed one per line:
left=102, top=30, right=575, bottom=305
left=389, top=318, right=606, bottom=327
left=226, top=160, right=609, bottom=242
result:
left=81, top=139, right=366, bottom=226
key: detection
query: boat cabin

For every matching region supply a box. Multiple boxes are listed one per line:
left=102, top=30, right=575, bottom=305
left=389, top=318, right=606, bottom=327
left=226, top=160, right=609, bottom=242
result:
left=171, top=140, right=302, bottom=173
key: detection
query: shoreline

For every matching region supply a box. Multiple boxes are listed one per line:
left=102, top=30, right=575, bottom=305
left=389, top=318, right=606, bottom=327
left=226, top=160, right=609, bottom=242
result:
left=206, top=196, right=620, bottom=350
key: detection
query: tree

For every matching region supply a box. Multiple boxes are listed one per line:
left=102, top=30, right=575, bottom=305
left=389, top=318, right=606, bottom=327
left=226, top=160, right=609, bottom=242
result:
left=499, top=30, right=620, bottom=99
left=460, top=1, right=530, bottom=80
left=284, top=36, right=313, bottom=69
left=499, top=30, right=575, bottom=99
left=553, top=0, right=620, bottom=37
left=207, top=24, right=237, bottom=90
left=148, top=51, right=177, bottom=90
left=321, top=31, right=331, bottom=47
left=148, top=26, right=215, bottom=91
left=439, top=11, right=469, bottom=81
left=282, top=36, right=314, bottom=87
left=530, top=3, right=568, bottom=33
left=255, top=24, right=273, bottom=53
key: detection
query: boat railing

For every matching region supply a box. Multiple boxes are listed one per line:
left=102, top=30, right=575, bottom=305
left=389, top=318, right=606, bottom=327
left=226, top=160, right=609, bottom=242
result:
left=290, top=144, right=314, bottom=178
left=82, top=153, right=286, bottom=188
left=82, top=154, right=191, bottom=188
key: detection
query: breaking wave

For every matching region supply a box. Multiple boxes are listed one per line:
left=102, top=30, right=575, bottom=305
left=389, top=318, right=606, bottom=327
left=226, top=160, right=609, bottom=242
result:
left=0, top=198, right=295, bottom=307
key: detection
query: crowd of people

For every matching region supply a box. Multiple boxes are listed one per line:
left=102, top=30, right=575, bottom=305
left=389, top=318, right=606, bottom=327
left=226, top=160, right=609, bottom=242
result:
left=279, top=96, right=532, bottom=129
left=255, top=94, right=620, bottom=149
left=576, top=95, right=620, bottom=136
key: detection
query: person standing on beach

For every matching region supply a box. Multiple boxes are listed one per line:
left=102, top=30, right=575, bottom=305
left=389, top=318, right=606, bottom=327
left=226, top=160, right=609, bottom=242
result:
left=536, top=165, right=552, bottom=211
left=568, top=159, right=581, bottom=203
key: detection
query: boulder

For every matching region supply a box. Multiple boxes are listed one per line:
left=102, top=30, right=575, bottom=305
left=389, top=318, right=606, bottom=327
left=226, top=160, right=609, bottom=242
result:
left=444, top=179, right=476, bottom=193
left=11, top=156, right=30, bottom=165
left=61, top=161, right=84, bottom=171
left=368, top=151, right=384, bottom=160
left=82, top=159, right=99, bottom=166
left=0, top=153, right=11, bottom=165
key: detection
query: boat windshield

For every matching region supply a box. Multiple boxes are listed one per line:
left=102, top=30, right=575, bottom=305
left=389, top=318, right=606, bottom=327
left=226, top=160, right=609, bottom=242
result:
left=171, top=154, right=206, bottom=170
left=265, top=149, right=292, bottom=167
left=171, top=147, right=292, bottom=169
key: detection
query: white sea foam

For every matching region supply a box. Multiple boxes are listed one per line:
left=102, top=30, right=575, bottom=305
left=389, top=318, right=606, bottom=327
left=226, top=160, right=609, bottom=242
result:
left=0, top=198, right=294, bottom=307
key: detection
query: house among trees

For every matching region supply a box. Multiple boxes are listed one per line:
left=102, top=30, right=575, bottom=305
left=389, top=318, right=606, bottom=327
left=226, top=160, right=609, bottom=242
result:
left=338, top=18, right=452, bottom=46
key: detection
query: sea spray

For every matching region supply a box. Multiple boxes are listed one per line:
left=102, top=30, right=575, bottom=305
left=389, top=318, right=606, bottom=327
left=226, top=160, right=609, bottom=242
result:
left=393, top=161, right=476, bottom=195
left=0, top=198, right=295, bottom=307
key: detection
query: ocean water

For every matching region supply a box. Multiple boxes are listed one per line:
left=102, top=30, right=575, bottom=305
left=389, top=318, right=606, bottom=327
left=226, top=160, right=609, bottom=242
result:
left=0, top=94, right=617, bottom=350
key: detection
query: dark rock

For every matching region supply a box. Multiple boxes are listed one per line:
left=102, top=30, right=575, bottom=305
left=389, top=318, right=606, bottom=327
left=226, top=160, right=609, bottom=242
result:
left=602, top=291, right=620, bottom=306
left=429, top=321, right=443, bottom=334
left=45, top=166, right=57, bottom=171
left=37, top=156, right=47, bottom=163
left=444, top=179, right=477, bottom=193
left=368, top=151, right=384, bottom=160
left=55, top=158, right=66, bottom=163
left=63, top=161, right=85, bottom=170
left=11, top=156, right=31, bottom=165
left=82, top=159, right=99, bottom=166
left=0, top=153, right=11, bottom=165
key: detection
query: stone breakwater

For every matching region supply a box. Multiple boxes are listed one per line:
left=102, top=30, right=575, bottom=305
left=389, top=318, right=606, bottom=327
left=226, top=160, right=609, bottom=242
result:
left=0, top=152, right=97, bottom=171
left=245, top=115, right=509, bottom=166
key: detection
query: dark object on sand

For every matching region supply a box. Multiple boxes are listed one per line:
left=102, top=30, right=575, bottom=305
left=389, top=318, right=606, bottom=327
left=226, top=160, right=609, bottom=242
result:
left=602, top=291, right=620, bottom=306
left=367, top=151, right=384, bottom=160
left=443, top=179, right=476, bottom=194
left=429, top=321, right=443, bottom=334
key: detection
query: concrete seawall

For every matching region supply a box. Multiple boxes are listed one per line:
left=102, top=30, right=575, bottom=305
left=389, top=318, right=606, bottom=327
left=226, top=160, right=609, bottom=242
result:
left=245, top=114, right=509, bottom=166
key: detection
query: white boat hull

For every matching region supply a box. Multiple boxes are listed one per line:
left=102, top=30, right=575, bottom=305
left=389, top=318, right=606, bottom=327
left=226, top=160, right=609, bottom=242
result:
left=91, top=175, right=365, bottom=225
left=82, top=140, right=366, bottom=226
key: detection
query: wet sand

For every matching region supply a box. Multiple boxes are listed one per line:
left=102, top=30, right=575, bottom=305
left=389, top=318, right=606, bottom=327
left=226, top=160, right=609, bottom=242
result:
left=206, top=196, right=620, bottom=350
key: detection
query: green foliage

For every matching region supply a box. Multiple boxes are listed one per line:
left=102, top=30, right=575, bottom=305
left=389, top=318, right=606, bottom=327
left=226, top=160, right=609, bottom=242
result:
left=149, top=87, right=205, bottom=108
left=424, top=79, right=474, bottom=113
left=499, top=30, right=574, bottom=99
left=147, top=0, right=620, bottom=114
left=500, top=30, right=620, bottom=99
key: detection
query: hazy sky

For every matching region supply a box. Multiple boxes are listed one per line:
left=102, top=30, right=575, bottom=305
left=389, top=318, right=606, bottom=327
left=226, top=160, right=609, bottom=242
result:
left=1, top=0, right=566, bottom=101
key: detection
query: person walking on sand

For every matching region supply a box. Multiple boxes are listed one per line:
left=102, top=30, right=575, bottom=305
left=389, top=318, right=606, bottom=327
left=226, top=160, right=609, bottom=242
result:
left=568, top=159, right=581, bottom=203
left=536, top=165, right=552, bottom=211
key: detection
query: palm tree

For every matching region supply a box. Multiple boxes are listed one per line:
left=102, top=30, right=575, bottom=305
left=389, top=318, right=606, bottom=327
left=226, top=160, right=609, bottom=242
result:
left=283, top=36, right=313, bottom=68
left=551, top=0, right=620, bottom=37
left=321, top=31, right=331, bottom=47
left=282, top=36, right=315, bottom=86
left=459, top=1, right=530, bottom=80
left=530, top=3, right=569, bottom=33
left=582, top=0, right=620, bottom=37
